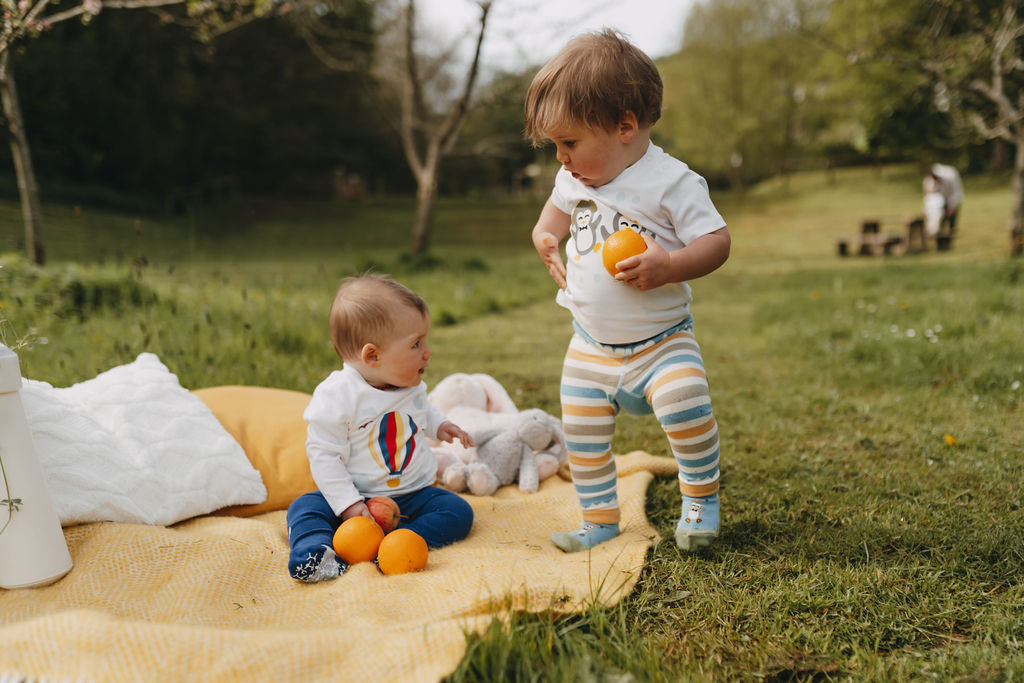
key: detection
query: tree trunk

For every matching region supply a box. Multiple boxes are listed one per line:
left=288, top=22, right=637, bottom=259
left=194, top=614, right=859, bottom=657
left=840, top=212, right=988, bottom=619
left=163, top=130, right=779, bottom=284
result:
left=410, top=163, right=438, bottom=255
left=1011, top=136, right=1024, bottom=257
left=0, top=52, right=45, bottom=266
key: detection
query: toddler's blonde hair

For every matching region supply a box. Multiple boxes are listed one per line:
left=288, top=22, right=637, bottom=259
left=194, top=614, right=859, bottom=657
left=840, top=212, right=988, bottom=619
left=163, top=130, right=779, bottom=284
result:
left=328, top=274, right=427, bottom=361
left=524, top=29, right=662, bottom=145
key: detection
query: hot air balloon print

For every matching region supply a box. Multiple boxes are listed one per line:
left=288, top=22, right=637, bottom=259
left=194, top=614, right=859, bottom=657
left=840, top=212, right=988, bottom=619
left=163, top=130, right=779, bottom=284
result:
left=368, top=411, right=419, bottom=487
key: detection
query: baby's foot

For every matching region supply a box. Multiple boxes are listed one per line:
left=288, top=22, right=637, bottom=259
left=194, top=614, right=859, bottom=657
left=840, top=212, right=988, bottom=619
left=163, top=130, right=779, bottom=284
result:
left=551, top=522, right=620, bottom=552
left=290, top=546, right=347, bottom=583
left=675, top=494, right=719, bottom=551
left=441, top=464, right=468, bottom=492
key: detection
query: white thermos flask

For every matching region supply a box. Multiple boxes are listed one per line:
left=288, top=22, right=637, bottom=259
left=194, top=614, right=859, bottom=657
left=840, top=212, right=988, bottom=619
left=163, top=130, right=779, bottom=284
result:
left=0, top=343, right=73, bottom=589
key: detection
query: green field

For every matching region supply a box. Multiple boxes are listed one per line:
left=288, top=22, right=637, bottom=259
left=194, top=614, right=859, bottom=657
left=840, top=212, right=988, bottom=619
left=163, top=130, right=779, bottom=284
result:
left=2, top=165, right=1022, bottom=680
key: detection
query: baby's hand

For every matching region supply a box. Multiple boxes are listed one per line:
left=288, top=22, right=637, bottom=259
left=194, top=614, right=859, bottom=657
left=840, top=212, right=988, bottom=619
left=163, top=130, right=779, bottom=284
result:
left=437, top=421, right=475, bottom=448
left=615, top=234, right=670, bottom=290
left=534, top=232, right=567, bottom=290
left=341, top=500, right=371, bottom=521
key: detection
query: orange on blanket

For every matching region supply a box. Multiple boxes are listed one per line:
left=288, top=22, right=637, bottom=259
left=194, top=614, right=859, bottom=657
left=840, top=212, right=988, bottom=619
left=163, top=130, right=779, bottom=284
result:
left=333, top=517, right=385, bottom=564
left=377, top=529, right=428, bottom=575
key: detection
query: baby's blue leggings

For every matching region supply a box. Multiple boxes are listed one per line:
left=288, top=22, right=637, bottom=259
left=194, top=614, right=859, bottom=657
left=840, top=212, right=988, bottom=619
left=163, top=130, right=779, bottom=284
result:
left=286, top=486, right=473, bottom=579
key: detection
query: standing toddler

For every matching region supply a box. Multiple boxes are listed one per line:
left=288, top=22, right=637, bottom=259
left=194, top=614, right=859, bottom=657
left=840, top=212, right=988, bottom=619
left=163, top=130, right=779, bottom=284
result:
left=526, top=30, right=731, bottom=552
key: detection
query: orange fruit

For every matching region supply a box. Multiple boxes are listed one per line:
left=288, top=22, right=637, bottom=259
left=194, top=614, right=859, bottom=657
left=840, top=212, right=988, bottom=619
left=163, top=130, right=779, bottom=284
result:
left=601, top=229, right=647, bottom=276
left=333, top=516, right=385, bottom=564
left=377, top=529, right=428, bottom=575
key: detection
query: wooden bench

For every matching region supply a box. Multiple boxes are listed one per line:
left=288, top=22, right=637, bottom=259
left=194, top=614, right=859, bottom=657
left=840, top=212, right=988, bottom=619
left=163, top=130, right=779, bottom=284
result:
left=836, top=220, right=904, bottom=256
left=836, top=217, right=953, bottom=257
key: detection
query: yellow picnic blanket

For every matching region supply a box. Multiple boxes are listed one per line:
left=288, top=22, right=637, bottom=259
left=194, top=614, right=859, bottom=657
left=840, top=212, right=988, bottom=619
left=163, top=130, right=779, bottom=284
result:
left=0, top=451, right=675, bottom=683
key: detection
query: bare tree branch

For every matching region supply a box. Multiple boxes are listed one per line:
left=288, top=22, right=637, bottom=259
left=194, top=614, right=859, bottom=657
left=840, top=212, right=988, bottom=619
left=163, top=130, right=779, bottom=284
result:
left=438, top=0, right=490, bottom=155
left=967, top=112, right=1013, bottom=143
left=403, top=0, right=427, bottom=126
left=295, top=21, right=359, bottom=71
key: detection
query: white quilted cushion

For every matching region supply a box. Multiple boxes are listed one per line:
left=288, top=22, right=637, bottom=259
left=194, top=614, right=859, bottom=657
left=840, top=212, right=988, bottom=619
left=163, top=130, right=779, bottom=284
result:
left=20, top=353, right=267, bottom=526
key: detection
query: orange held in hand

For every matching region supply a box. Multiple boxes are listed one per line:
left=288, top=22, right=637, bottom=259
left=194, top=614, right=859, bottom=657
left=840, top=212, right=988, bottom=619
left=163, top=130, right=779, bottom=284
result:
left=602, top=229, right=647, bottom=276
left=366, top=496, right=401, bottom=533
left=333, top=516, right=385, bottom=565
left=377, top=529, right=429, bottom=575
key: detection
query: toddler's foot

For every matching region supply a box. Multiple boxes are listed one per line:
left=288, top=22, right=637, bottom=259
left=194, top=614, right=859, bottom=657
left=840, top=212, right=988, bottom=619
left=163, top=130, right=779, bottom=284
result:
left=290, top=546, right=347, bottom=583
left=675, top=494, right=719, bottom=551
left=551, top=522, right=620, bottom=552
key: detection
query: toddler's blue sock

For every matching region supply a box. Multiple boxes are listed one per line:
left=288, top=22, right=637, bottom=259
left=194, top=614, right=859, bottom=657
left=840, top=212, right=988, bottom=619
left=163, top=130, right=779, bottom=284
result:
left=675, top=494, right=719, bottom=551
left=289, top=545, right=347, bottom=583
left=551, top=522, right=620, bottom=553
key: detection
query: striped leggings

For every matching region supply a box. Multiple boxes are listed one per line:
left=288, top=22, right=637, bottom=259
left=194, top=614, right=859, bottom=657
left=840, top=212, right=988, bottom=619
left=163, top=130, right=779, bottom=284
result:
left=560, top=320, right=720, bottom=525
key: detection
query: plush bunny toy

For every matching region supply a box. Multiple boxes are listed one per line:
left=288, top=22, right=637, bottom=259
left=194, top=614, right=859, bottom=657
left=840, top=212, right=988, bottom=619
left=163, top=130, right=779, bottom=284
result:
left=444, top=408, right=567, bottom=496
left=427, top=374, right=568, bottom=495
left=428, top=372, right=518, bottom=420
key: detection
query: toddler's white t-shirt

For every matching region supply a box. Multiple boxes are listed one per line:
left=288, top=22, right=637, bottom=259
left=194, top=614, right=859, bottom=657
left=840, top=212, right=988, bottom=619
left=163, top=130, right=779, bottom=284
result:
left=550, top=143, right=725, bottom=344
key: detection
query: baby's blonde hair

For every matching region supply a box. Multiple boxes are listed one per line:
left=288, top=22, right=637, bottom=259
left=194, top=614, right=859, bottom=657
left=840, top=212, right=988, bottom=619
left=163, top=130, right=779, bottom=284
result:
left=524, top=29, right=663, bottom=145
left=328, top=274, right=427, bottom=361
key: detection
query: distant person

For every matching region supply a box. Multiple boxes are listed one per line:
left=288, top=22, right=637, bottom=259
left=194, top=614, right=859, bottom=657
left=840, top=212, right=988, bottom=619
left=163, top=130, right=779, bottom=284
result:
left=286, top=274, right=474, bottom=582
left=922, top=174, right=944, bottom=239
left=930, top=163, right=964, bottom=236
left=525, top=30, right=731, bottom=553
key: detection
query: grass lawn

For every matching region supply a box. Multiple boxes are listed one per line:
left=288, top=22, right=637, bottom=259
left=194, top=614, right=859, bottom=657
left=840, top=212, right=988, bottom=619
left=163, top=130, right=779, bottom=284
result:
left=2, top=164, right=1022, bottom=681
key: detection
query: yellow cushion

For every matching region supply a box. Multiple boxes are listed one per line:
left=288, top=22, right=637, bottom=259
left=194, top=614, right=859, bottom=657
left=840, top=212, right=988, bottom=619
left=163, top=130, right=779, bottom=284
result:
left=192, top=385, right=316, bottom=516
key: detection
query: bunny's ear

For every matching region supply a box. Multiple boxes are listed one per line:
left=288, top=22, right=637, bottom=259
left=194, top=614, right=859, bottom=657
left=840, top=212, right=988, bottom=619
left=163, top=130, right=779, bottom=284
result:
left=471, top=373, right=518, bottom=414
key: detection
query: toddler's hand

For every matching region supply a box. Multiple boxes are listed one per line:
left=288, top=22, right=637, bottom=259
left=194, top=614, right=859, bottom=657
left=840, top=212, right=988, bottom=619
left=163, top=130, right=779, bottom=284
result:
left=437, top=421, right=475, bottom=448
left=615, top=234, right=670, bottom=290
left=534, top=232, right=567, bottom=290
left=341, top=500, right=371, bottom=521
